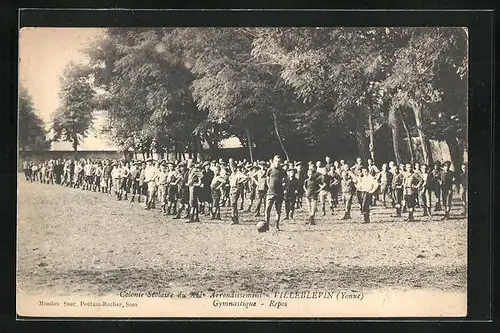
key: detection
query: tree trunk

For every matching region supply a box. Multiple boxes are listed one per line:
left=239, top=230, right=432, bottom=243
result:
left=244, top=127, right=254, bottom=162
left=272, top=112, right=290, bottom=161
left=399, top=109, right=414, bottom=164
left=194, top=135, right=203, bottom=162
left=354, top=110, right=368, bottom=161
left=72, top=135, right=78, bottom=152
left=388, top=107, right=402, bottom=164
left=368, top=111, right=375, bottom=162
left=412, top=104, right=431, bottom=165
left=445, top=134, right=462, bottom=172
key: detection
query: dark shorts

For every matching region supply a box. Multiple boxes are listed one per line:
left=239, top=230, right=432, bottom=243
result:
left=167, top=185, right=178, bottom=201
left=405, top=193, right=417, bottom=209
left=132, top=180, right=140, bottom=194
left=179, top=187, right=189, bottom=204
left=198, top=186, right=211, bottom=202
left=249, top=186, right=256, bottom=201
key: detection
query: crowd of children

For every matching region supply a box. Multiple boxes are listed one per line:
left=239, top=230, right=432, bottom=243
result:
left=21, top=155, right=468, bottom=232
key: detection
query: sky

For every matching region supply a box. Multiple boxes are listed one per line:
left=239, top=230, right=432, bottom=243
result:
left=19, top=27, right=117, bottom=150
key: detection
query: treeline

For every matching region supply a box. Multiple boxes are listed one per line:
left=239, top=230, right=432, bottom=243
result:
left=52, top=27, right=467, bottom=167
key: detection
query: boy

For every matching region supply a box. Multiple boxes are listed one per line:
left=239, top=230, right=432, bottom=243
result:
left=459, top=163, right=467, bottom=215
left=200, top=161, right=214, bottom=215
left=419, top=164, right=433, bottom=217
left=283, top=168, right=300, bottom=220
left=173, top=163, right=190, bottom=219
left=354, top=168, right=378, bottom=224
left=210, top=165, right=225, bottom=220
left=187, top=164, right=202, bottom=222
left=166, top=162, right=178, bottom=214
left=144, top=158, right=157, bottom=210
left=376, top=163, right=392, bottom=208
left=391, top=165, right=405, bottom=217
left=264, top=155, right=287, bottom=231
left=340, top=170, right=355, bottom=220
left=156, top=160, right=169, bottom=214
left=403, top=166, right=424, bottom=222
left=439, top=161, right=455, bottom=220
left=253, top=161, right=267, bottom=217
left=228, top=163, right=249, bottom=225
left=317, top=168, right=334, bottom=216
left=303, top=169, right=320, bottom=225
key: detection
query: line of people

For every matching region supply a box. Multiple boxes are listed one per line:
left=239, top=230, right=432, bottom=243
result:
left=21, top=155, right=467, bottom=232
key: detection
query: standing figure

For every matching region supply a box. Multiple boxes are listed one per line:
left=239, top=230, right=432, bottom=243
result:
left=283, top=168, right=300, bottom=220
left=430, top=161, right=442, bottom=211
left=419, top=164, right=433, bottom=217
left=340, top=170, right=355, bottom=220
left=303, top=169, right=320, bottom=225
left=391, top=165, right=405, bottom=217
left=210, top=166, right=225, bottom=220
left=200, top=161, right=214, bottom=215
left=144, top=158, right=157, bottom=210
left=459, top=163, right=468, bottom=215
left=156, top=161, right=169, bottom=214
left=439, top=161, right=456, bottom=220
left=353, top=168, right=378, bottom=224
left=187, top=164, right=202, bottom=222
left=376, top=163, right=392, bottom=208
left=228, top=163, right=249, bottom=225
left=263, top=155, right=287, bottom=231
left=403, top=166, right=424, bottom=222
left=166, top=162, right=178, bottom=214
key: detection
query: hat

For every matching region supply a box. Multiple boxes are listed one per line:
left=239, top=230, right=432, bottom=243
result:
left=288, top=168, right=297, bottom=173
left=202, top=161, right=210, bottom=168
left=258, top=161, right=267, bottom=166
left=443, top=161, right=451, bottom=167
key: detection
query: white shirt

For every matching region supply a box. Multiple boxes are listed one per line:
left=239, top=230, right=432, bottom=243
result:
left=144, top=166, right=157, bottom=183
left=358, top=175, right=378, bottom=193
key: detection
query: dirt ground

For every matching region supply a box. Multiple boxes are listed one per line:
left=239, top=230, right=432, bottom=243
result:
left=17, top=176, right=467, bottom=297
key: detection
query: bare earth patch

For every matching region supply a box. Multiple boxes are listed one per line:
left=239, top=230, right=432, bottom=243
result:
left=17, top=177, right=467, bottom=298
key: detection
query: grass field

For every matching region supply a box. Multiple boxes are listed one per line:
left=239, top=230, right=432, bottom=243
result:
left=17, top=176, right=467, bottom=298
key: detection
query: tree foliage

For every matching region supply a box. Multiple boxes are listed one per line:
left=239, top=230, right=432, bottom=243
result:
left=19, top=85, right=51, bottom=151
left=51, top=62, right=95, bottom=151
left=84, top=27, right=467, bottom=164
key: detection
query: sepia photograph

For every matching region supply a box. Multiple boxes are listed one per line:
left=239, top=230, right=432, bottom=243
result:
left=17, top=25, right=468, bottom=318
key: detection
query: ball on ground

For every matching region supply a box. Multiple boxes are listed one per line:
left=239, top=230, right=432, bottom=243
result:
left=256, top=221, right=267, bottom=233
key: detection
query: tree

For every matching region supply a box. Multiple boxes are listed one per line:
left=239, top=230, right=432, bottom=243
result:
left=87, top=28, right=204, bottom=160
left=382, top=27, right=467, bottom=165
left=52, top=62, right=95, bottom=152
left=18, top=85, right=51, bottom=151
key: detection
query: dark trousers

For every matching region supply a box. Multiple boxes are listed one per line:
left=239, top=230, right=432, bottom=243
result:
left=441, top=187, right=453, bottom=212
left=392, top=188, right=404, bottom=208
left=212, top=189, right=221, bottom=216
left=230, top=190, right=240, bottom=218
left=361, top=191, right=371, bottom=216
left=285, top=196, right=296, bottom=217
left=265, top=194, right=283, bottom=224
